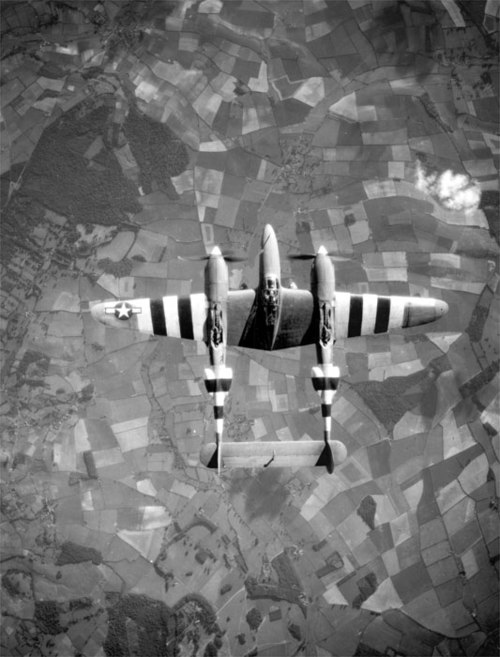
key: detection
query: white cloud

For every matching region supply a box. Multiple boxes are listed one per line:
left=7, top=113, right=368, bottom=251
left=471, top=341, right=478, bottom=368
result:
left=415, top=161, right=481, bottom=213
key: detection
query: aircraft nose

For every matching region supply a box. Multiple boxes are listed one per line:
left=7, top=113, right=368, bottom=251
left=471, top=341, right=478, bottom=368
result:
left=262, top=224, right=276, bottom=247
left=436, top=300, right=449, bottom=317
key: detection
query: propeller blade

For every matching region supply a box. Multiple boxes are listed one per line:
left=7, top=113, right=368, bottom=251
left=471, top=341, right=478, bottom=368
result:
left=224, top=255, right=247, bottom=263
left=288, top=253, right=316, bottom=260
left=288, top=252, right=352, bottom=262
left=177, top=253, right=246, bottom=263
left=177, top=255, right=210, bottom=261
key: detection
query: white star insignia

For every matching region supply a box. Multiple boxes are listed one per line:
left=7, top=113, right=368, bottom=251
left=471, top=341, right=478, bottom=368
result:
left=104, top=301, right=141, bottom=320
left=115, top=302, right=132, bottom=319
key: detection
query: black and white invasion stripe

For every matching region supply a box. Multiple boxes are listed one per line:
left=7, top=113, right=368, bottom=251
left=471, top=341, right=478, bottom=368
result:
left=118, top=294, right=208, bottom=340
left=335, top=292, right=406, bottom=338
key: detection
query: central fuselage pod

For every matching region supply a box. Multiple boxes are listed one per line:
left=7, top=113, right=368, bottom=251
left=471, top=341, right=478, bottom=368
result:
left=259, top=224, right=282, bottom=347
left=260, top=224, right=281, bottom=285
left=311, top=246, right=336, bottom=362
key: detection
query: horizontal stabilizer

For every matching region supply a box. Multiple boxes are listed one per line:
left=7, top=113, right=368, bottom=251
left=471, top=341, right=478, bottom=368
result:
left=200, top=440, right=347, bottom=470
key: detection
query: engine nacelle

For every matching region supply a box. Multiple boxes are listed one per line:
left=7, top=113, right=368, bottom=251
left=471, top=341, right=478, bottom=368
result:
left=310, top=247, right=336, bottom=303
left=204, top=247, right=228, bottom=303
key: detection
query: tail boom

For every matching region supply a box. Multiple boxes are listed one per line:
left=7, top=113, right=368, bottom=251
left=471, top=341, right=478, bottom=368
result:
left=204, top=366, right=232, bottom=475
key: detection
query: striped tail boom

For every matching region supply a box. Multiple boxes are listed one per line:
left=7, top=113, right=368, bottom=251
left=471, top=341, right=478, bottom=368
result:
left=204, top=366, right=232, bottom=475
left=311, top=364, right=340, bottom=473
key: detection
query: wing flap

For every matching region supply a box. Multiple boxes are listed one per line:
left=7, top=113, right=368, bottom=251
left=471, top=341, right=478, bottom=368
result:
left=226, top=289, right=257, bottom=346
left=229, top=288, right=315, bottom=350
left=273, top=288, right=315, bottom=349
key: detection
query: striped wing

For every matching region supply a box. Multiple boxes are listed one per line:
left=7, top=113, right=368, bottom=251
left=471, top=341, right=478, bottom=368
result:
left=334, top=292, right=445, bottom=338
left=90, top=290, right=257, bottom=344
left=226, top=290, right=445, bottom=349
left=90, top=291, right=444, bottom=346
left=90, top=295, right=208, bottom=340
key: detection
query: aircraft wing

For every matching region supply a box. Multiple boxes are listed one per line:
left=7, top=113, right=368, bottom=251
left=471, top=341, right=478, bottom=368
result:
left=90, top=290, right=257, bottom=344
left=90, top=290, right=446, bottom=346
left=90, top=295, right=207, bottom=340
left=334, top=292, right=448, bottom=339
left=229, top=289, right=447, bottom=349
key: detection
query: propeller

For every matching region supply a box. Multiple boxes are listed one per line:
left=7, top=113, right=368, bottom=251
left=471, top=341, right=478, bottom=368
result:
left=288, top=252, right=352, bottom=263
left=178, top=253, right=246, bottom=263
left=288, top=253, right=317, bottom=261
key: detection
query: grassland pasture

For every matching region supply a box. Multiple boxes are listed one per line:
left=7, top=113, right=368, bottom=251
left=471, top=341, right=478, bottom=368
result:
left=47, top=312, right=83, bottom=337
left=128, top=229, right=168, bottom=261
left=133, top=276, right=170, bottom=298
left=35, top=278, right=80, bottom=312
left=96, top=274, right=134, bottom=297
left=96, top=231, right=135, bottom=261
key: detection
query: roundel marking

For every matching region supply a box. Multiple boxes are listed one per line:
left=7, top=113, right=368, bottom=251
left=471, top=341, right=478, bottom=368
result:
left=114, top=302, right=133, bottom=320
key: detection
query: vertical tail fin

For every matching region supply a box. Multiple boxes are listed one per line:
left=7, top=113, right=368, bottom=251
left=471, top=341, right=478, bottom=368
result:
left=316, top=437, right=334, bottom=474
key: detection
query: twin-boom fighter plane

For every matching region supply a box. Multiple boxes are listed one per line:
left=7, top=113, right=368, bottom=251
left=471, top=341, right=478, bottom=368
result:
left=91, top=225, right=449, bottom=475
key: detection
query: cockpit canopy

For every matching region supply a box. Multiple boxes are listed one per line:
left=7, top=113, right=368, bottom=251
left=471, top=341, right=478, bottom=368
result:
left=264, top=275, right=279, bottom=290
